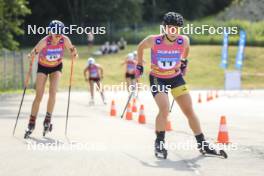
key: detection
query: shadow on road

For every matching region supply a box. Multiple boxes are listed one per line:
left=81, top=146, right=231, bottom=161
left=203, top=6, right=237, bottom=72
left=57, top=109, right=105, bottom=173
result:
left=123, top=152, right=205, bottom=173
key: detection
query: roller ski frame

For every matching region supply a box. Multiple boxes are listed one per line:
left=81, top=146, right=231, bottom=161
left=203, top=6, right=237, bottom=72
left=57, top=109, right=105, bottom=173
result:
left=198, top=141, right=228, bottom=159
left=199, top=148, right=228, bottom=158
left=155, top=148, right=168, bottom=159
left=43, top=122, right=53, bottom=137
left=24, top=129, right=33, bottom=139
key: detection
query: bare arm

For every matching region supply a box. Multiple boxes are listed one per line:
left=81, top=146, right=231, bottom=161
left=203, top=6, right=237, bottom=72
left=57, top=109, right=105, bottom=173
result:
left=64, top=36, right=78, bottom=59
left=121, top=59, right=127, bottom=66
left=83, top=67, right=89, bottom=81
left=180, top=35, right=190, bottom=76
left=99, top=65, right=104, bottom=79
left=136, top=35, right=154, bottom=66
left=28, top=37, right=46, bottom=60
left=182, top=35, right=190, bottom=58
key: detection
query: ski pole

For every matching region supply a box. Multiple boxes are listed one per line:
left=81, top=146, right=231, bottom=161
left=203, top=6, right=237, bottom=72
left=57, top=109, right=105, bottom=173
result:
left=13, top=55, right=34, bottom=136
left=169, top=100, right=175, bottom=113
left=121, top=91, right=134, bottom=118
left=65, top=56, right=75, bottom=136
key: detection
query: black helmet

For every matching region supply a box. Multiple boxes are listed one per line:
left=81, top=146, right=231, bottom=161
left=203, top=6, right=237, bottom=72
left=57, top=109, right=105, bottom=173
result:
left=48, top=20, right=65, bottom=34
left=163, top=12, right=184, bottom=27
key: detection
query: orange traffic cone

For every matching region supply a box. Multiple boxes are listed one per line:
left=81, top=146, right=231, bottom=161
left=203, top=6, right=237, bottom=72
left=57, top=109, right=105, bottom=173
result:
left=206, top=92, right=210, bottom=102
left=110, top=100, right=117, bottom=117
left=198, top=93, right=202, bottom=103
left=132, top=98, right=137, bottom=113
left=165, top=120, right=172, bottom=131
left=126, top=103, right=133, bottom=120
left=210, top=91, right=214, bottom=101
left=217, top=116, right=230, bottom=144
left=138, top=104, right=146, bottom=124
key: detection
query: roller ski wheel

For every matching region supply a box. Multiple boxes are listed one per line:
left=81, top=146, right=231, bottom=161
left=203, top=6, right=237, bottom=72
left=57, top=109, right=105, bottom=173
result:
left=199, top=144, right=228, bottom=159
left=155, top=148, right=168, bottom=159
left=155, top=140, right=168, bottom=159
left=24, top=123, right=35, bottom=139
left=43, top=123, right=52, bottom=137
left=24, top=129, right=32, bottom=139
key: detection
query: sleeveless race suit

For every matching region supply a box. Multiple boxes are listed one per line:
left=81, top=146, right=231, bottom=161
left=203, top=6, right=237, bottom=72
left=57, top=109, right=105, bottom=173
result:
left=37, top=35, right=65, bottom=75
left=89, top=64, right=100, bottom=81
left=149, top=34, right=189, bottom=97
left=126, top=59, right=137, bottom=79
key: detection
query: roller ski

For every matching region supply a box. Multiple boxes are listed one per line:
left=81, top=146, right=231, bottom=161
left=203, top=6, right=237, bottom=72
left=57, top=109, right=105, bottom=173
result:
left=24, top=115, right=36, bottom=139
left=42, top=113, right=52, bottom=137
left=198, top=141, right=228, bottom=159
left=154, top=139, right=168, bottom=159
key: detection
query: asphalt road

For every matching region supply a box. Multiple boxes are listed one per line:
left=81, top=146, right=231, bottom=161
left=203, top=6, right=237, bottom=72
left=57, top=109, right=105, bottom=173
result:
left=0, top=90, right=263, bottom=176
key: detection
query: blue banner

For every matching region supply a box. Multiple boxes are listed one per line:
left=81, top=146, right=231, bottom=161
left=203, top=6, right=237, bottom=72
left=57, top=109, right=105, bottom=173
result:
left=221, top=31, right=229, bottom=69
left=235, top=30, right=246, bottom=69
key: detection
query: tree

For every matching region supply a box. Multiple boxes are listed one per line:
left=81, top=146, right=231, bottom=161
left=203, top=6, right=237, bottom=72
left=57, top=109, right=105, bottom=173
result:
left=0, top=0, right=30, bottom=50
left=65, top=0, right=142, bottom=25
left=142, top=0, right=233, bottom=21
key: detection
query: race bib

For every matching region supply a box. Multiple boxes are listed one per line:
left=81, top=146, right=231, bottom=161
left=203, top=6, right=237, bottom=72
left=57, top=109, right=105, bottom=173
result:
left=90, top=70, right=98, bottom=78
left=127, top=64, right=135, bottom=72
left=157, top=53, right=181, bottom=70
left=45, top=48, right=63, bottom=62
left=46, top=54, right=61, bottom=61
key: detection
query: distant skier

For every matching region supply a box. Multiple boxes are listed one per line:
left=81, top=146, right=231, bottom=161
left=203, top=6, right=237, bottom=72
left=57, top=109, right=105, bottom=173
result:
left=84, top=57, right=106, bottom=105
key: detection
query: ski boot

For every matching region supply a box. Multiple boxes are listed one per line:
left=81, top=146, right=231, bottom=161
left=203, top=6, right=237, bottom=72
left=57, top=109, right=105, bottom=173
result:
left=198, top=141, right=228, bottom=159
left=24, top=122, right=35, bottom=139
left=24, top=115, right=36, bottom=139
left=154, top=139, right=168, bottom=159
left=43, top=114, right=52, bottom=137
left=89, top=99, right=95, bottom=106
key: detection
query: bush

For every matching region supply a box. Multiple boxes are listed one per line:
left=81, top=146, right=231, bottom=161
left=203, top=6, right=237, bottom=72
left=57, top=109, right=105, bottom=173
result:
left=106, top=20, right=264, bottom=46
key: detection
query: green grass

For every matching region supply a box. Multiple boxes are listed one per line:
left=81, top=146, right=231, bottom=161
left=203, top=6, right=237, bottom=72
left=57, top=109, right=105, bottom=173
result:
left=1, top=44, right=264, bottom=94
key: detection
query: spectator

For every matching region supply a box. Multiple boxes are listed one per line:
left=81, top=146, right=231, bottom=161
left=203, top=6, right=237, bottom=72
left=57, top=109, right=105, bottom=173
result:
left=87, top=33, right=94, bottom=47
left=118, top=37, right=127, bottom=50
left=110, top=42, right=119, bottom=53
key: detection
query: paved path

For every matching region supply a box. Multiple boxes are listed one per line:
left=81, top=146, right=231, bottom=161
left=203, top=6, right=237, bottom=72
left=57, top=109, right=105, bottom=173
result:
left=0, top=90, right=263, bottom=176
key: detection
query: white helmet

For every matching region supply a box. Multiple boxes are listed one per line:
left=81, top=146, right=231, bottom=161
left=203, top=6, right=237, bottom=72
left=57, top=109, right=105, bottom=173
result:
left=87, top=57, right=95, bottom=65
left=133, top=51, right=137, bottom=56
left=127, top=53, right=134, bottom=61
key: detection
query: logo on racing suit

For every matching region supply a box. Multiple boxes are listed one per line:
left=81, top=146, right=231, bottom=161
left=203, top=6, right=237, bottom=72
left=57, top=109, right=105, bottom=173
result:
left=177, top=38, right=183, bottom=45
left=156, top=38, right=161, bottom=45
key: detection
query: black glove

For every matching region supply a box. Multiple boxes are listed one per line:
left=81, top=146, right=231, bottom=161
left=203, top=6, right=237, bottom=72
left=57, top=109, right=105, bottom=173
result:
left=136, top=64, right=144, bottom=76
left=180, top=59, right=188, bottom=75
